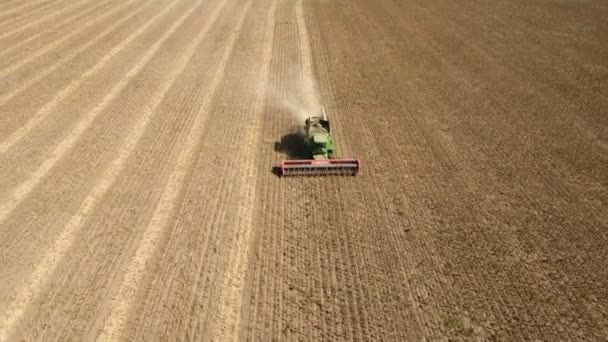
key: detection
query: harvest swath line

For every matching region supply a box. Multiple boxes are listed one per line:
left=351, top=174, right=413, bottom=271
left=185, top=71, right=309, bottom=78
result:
left=96, top=2, right=251, bottom=339
left=0, top=0, right=187, bottom=223
left=0, top=0, right=210, bottom=338
left=0, top=0, right=68, bottom=29
left=0, top=0, right=24, bottom=7
left=0, top=0, right=26, bottom=13
left=0, top=0, right=100, bottom=41
left=0, top=0, right=58, bottom=20
left=0, top=0, right=108, bottom=57
left=0, top=0, right=150, bottom=108
left=0, top=0, right=169, bottom=154
left=0, top=0, right=176, bottom=222
left=210, top=0, right=276, bottom=339
left=121, top=24, right=255, bottom=334
left=0, top=0, right=134, bottom=76
left=120, top=0, right=267, bottom=332
left=245, top=4, right=292, bottom=336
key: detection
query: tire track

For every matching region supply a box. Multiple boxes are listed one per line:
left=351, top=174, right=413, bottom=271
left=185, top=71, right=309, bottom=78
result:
left=0, top=0, right=178, bottom=225
left=0, top=0, right=97, bottom=42
left=209, top=1, right=276, bottom=340
left=0, top=0, right=211, bottom=337
left=0, top=0, right=148, bottom=109
left=96, top=3, right=252, bottom=339
left=0, top=0, right=109, bottom=53
left=0, top=0, right=131, bottom=76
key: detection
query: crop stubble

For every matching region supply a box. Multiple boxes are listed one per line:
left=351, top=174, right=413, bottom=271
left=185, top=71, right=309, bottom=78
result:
left=0, top=0, right=606, bottom=340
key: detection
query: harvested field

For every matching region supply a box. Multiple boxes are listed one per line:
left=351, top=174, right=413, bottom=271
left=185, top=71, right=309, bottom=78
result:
left=0, top=0, right=607, bottom=340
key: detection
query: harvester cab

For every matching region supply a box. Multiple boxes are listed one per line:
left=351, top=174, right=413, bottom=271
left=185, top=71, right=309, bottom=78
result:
left=280, top=107, right=360, bottom=176
left=305, top=108, right=335, bottom=160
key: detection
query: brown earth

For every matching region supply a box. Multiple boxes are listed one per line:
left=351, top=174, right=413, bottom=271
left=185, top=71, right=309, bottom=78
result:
left=0, top=0, right=607, bottom=340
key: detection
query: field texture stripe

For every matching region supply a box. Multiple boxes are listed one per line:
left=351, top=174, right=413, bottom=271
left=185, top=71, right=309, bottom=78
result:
left=0, top=0, right=148, bottom=108
left=0, top=0, right=129, bottom=76
left=209, top=1, right=276, bottom=340
left=0, top=0, right=72, bottom=36
left=96, top=2, right=254, bottom=340
left=0, top=0, right=210, bottom=338
left=0, top=0, right=177, bottom=224
left=0, top=0, right=26, bottom=12
left=0, top=0, right=24, bottom=10
left=0, top=0, right=96, bottom=41
left=0, top=0, right=109, bottom=55
left=0, top=0, right=63, bottom=24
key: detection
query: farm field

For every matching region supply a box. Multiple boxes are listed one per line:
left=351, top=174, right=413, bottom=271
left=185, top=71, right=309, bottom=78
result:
left=0, top=0, right=607, bottom=340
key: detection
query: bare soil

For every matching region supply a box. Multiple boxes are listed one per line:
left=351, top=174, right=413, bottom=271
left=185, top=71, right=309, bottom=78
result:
left=0, top=0, right=606, bottom=340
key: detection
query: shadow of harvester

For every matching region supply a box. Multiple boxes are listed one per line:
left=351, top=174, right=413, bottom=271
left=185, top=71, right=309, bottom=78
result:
left=272, top=130, right=310, bottom=176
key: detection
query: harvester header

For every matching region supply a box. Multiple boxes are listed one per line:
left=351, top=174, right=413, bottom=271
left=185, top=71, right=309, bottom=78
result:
left=279, top=107, right=360, bottom=176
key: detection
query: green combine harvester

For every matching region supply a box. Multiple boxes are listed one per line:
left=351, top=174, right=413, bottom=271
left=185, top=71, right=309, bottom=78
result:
left=280, top=107, right=361, bottom=176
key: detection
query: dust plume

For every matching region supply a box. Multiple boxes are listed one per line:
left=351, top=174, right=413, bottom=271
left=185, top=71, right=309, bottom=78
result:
left=265, top=65, right=323, bottom=125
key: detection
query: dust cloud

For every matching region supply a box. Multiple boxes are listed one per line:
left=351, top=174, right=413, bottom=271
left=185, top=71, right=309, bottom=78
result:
left=265, top=65, right=322, bottom=125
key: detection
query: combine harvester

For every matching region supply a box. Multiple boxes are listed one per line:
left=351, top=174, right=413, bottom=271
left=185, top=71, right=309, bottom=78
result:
left=280, top=107, right=360, bottom=176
